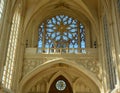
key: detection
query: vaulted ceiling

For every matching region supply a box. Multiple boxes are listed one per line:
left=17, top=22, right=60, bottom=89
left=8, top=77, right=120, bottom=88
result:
left=23, top=0, right=99, bottom=34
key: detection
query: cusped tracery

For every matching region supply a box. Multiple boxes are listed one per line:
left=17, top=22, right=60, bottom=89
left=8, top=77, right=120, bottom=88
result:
left=38, top=15, right=85, bottom=53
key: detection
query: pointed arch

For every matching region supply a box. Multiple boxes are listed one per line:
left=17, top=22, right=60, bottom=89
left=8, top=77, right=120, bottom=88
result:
left=19, top=58, right=102, bottom=93
left=23, top=0, right=99, bottom=43
left=48, top=71, right=72, bottom=86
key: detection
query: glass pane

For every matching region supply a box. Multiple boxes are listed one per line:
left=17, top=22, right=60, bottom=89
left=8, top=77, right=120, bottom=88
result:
left=38, top=15, right=86, bottom=53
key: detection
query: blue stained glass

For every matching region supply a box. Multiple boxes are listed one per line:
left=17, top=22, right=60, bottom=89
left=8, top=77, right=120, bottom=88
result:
left=70, top=24, right=76, bottom=28
left=56, top=16, right=61, bottom=21
left=63, top=36, right=68, bottom=41
left=56, top=32, right=60, bottom=35
left=72, top=20, right=77, bottom=24
left=38, top=40, right=42, bottom=48
left=40, top=34, right=42, bottom=37
left=56, top=36, right=61, bottom=41
left=75, top=37, right=78, bottom=39
left=81, top=41, right=85, bottom=48
left=60, top=15, right=64, bottom=18
left=51, top=33, right=55, bottom=38
left=48, top=40, right=51, bottom=43
left=50, top=43, right=54, bottom=48
left=72, top=40, right=75, bottom=43
left=69, top=44, right=73, bottom=48
left=63, top=16, right=67, bottom=22
left=47, top=24, right=54, bottom=27
left=64, top=16, right=68, bottom=19
left=68, top=18, right=72, bottom=24
left=64, top=32, right=67, bottom=35
left=68, top=33, right=72, bottom=39
left=47, top=33, right=51, bottom=37
left=81, top=34, right=84, bottom=37
left=74, top=43, right=78, bottom=48
left=47, top=29, right=54, bottom=32
left=45, top=44, right=49, bottom=48
left=48, top=20, right=52, bottom=24
left=46, top=37, right=48, bottom=39
left=52, top=18, right=56, bottom=24
left=38, top=15, right=86, bottom=52
left=80, top=25, right=84, bottom=28
left=64, top=21, right=67, bottom=25
left=70, top=29, right=77, bottom=32
left=73, top=33, right=76, bottom=37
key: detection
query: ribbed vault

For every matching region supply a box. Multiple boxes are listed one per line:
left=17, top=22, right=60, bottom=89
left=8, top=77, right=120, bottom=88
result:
left=23, top=0, right=99, bottom=37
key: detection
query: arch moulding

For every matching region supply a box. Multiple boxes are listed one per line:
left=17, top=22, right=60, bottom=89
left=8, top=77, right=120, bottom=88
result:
left=19, top=58, right=103, bottom=93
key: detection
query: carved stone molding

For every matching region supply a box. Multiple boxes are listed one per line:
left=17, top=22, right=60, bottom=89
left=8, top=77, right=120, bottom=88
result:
left=22, top=57, right=100, bottom=81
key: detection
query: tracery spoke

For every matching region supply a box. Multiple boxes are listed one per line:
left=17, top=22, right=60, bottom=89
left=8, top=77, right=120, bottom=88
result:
left=38, top=15, right=85, bottom=50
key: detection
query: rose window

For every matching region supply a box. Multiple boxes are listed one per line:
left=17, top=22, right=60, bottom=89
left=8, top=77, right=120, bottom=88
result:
left=38, top=15, right=85, bottom=53
left=56, top=80, right=66, bottom=91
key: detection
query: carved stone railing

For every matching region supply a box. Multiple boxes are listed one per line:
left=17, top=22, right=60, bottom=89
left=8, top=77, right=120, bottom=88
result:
left=23, top=48, right=100, bottom=79
left=26, top=48, right=97, bottom=55
left=38, top=48, right=97, bottom=54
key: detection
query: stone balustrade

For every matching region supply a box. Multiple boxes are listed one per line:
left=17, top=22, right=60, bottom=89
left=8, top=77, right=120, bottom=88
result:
left=25, top=48, right=98, bottom=55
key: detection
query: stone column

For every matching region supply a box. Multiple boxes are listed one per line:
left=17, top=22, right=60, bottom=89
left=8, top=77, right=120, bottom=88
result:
left=109, top=0, right=120, bottom=87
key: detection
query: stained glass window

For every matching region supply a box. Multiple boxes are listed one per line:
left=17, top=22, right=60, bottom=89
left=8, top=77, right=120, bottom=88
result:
left=56, top=80, right=66, bottom=91
left=2, top=9, right=21, bottom=89
left=38, top=15, right=86, bottom=53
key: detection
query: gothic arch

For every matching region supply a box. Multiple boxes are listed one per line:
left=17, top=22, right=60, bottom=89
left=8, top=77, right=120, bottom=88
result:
left=24, top=0, right=96, bottom=32
left=47, top=71, right=73, bottom=93
left=19, top=58, right=102, bottom=93
left=23, top=0, right=99, bottom=42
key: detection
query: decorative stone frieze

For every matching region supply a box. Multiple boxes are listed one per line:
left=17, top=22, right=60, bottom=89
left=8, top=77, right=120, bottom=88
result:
left=23, top=56, right=100, bottom=80
left=23, top=58, right=47, bottom=76
left=76, top=59, right=100, bottom=79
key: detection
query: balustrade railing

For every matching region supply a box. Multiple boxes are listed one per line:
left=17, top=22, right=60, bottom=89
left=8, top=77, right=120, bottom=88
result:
left=37, top=48, right=97, bottom=54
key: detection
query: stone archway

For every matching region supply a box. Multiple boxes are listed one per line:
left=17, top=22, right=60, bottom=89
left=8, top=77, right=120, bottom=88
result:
left=19, top=59, right=101, bottom=93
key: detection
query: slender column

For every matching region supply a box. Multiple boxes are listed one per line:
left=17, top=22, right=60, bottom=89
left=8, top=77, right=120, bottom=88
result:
left=85, top=23, right=91, bottom=48
left=109, top=0, right=120, bottom=87
left=77, top=22, right=81, bottom=49
left=42, top=22, right=46, bottom=53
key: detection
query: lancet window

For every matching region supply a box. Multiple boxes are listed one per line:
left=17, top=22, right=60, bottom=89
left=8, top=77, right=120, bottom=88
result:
left=2, top=9, right=21, bottom=89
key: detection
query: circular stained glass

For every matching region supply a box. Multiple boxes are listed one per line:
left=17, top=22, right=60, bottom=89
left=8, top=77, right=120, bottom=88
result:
left=38, top=15, right=86, bottom=50
left=56, top=80, right=66, bottom=91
